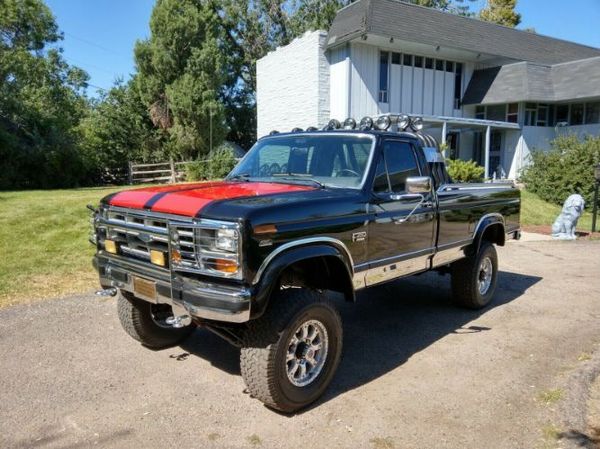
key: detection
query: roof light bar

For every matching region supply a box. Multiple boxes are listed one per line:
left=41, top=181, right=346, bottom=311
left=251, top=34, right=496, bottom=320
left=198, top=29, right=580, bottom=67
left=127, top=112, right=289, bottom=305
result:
left=343, top=118, right=356, bottom=130
left=359, top=116, right=373, bottom=130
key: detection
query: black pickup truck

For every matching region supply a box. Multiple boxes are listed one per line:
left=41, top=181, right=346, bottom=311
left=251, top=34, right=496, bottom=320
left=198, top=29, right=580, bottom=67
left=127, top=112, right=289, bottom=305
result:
left=92, top=116, right=520, bottom=412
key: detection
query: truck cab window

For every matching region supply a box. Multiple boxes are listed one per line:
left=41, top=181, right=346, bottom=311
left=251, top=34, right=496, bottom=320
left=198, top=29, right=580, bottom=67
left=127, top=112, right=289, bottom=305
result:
left=373, top=141, right=420, bottom=193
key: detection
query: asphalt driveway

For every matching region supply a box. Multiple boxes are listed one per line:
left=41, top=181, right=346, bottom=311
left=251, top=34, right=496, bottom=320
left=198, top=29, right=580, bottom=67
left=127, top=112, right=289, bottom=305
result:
left=1, top=239, right=599, bottom=449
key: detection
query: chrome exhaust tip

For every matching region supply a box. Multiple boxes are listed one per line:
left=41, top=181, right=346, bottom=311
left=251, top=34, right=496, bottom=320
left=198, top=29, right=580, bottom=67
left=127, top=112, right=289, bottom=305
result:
left=95, top=287, right=118, bottom=297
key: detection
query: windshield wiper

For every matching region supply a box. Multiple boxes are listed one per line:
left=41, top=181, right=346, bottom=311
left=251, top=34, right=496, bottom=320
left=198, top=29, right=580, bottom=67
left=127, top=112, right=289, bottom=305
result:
left=228, top=173, right=251, bottom=181
left=272, top=173, right=325, bottom=188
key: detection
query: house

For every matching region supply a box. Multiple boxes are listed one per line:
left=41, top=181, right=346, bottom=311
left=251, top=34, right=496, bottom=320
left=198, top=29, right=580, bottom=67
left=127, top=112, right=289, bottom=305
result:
left=256, top=0, right=600, bottom=179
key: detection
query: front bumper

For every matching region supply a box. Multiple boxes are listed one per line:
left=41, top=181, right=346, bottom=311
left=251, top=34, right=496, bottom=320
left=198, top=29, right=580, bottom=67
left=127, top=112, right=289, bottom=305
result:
left=94, top=254, right=252, bottom=323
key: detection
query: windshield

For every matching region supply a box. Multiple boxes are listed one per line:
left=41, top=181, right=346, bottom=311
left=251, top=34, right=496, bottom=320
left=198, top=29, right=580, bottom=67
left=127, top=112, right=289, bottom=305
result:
left=228, top=134, right=375, bottom=189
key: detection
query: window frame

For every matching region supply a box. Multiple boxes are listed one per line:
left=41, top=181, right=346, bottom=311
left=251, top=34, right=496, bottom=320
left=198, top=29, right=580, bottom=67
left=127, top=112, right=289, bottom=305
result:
left=379, top=51, right=390, bottom=103
left=372, top=139, right=422, bottom=195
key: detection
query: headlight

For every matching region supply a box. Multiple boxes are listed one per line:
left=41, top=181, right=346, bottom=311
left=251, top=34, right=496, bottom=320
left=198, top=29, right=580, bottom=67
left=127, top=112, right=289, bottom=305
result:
left=215, top=228, right=238, bottom=252
left=170, top=221, right=242, bottom=280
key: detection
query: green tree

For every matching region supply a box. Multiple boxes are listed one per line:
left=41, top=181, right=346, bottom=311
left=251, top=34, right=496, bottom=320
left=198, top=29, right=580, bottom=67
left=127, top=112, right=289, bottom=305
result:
left=134, top=0, right=227, bottom=160
left=78, top=78, right=166, bottom=183
left=403, top=0, right=475, bottom=16
left=0, top=0, right=92, bottom=189
left=479, top=0, right=521, bottom=27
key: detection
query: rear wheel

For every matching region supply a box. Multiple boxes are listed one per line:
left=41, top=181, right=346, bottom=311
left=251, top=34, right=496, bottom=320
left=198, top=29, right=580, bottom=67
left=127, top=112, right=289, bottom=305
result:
left=240, top=289, right=343, bottom=413
left=451, top=241, right=498, bottom=309
left=117, top=291, right=195, bottom=349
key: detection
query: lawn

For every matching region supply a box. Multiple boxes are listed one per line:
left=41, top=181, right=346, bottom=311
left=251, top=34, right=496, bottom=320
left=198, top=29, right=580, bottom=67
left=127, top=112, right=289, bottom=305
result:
left=0, top=186, right=124, bottom=308
left=0, top=186, right=596, bottom=308
left=520, top=189, right=595, bottom=232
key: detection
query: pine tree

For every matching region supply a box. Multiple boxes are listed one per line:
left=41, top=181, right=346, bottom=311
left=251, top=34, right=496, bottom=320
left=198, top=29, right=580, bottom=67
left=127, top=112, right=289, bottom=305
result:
left=479, top=0, right=521, bottom=27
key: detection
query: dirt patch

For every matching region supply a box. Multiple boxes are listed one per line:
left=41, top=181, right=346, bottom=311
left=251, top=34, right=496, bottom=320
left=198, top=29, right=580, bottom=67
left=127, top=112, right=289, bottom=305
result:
left=522, top=225, right=600, bottom=240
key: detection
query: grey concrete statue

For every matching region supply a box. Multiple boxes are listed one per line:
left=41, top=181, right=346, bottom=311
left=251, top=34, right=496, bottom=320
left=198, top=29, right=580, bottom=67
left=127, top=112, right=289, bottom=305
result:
left=551, top=194, right=585, bottom=240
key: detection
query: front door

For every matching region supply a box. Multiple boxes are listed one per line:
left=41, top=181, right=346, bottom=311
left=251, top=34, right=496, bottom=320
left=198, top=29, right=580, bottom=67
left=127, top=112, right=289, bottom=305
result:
left=365, top=139, right=436, bottom=286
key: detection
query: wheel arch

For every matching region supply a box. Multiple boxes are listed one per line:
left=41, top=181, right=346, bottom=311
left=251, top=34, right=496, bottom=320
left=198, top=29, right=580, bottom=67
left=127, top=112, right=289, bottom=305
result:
left=251, top=242, right=355, bottom=319
left=469, top=213, right=505, bottom=256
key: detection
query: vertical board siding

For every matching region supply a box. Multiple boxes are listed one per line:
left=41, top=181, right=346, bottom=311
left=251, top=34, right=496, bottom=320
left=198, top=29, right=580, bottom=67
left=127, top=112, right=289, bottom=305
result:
left=329, top=45, right=349, bottom=120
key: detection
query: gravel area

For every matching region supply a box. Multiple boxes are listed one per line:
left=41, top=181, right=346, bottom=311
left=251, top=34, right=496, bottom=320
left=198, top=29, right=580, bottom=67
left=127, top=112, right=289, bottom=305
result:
left=1, top=240, right=599, bottom=449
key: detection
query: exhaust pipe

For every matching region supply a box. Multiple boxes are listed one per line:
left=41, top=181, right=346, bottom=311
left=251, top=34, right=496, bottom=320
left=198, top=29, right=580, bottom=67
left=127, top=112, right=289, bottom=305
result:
left=95, top=287, right=118, bottom=297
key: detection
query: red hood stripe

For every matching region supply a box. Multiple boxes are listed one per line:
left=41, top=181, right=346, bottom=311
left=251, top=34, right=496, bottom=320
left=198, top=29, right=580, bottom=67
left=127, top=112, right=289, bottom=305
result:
left=108, top=181, right=315, bottom=217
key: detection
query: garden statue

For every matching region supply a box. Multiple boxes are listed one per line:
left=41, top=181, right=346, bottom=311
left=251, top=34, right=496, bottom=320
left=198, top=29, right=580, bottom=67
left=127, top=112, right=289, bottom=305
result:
left=551, top=194, right=585, bottom=240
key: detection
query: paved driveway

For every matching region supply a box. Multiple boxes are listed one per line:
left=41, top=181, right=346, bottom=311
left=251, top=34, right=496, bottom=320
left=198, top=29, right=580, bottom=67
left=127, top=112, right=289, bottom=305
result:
left=1, top=240, right=599, bottom=449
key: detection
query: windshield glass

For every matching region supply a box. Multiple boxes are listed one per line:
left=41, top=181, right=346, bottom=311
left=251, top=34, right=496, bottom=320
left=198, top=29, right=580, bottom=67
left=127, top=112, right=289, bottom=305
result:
left=228, top=134, right=375, bottom=189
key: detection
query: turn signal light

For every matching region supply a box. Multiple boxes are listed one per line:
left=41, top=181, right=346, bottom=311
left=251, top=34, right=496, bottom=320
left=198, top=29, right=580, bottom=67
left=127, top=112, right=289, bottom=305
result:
left=150, top=250, right=166, bottom=267
left=253, top=224, right=277, bottom=235
left=215, top=258, right=238, bottom=273
left=104, top=239, right=118, bottom=254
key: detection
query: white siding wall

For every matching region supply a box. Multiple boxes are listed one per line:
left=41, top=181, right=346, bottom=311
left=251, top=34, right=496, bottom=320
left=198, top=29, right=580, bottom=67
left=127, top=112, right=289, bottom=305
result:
left=348, top=43, right=379, bottom=119
left=329, top=45, right=349, bottom=120
left=256, top=31, right=329, bottom=138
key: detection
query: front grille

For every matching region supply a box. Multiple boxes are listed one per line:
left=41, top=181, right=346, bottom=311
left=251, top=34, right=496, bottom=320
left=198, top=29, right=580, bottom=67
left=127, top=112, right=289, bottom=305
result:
left=97, top=208, right=172, bottom=267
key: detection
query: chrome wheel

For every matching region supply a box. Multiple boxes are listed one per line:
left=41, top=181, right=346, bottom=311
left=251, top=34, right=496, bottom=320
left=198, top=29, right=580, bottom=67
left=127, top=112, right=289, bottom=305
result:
left=478, top=256, right=493, bottom=295
left=286, top=319, right=329, bottom=387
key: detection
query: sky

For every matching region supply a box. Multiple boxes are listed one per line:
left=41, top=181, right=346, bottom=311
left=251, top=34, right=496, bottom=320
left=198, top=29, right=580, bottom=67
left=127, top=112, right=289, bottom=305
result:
left=45, top=0, right=600, bottom=97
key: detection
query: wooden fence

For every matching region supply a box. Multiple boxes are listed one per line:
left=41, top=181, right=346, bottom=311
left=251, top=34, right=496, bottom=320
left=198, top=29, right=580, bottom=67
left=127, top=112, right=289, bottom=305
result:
left=128, top=159, right=197, bottom=184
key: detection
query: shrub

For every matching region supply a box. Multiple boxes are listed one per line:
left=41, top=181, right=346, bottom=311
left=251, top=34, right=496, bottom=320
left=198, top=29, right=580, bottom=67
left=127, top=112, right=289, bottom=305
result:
left=520, top=135, right=600, bottom=206
left=446, top=159, right=485, bottom=183
left=185, top=147, right=238, bottom=181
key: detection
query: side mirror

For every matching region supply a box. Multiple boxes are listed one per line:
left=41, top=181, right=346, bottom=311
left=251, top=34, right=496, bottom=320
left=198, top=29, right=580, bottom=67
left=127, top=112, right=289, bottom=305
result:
left=406, top=176, right=432, bottom=194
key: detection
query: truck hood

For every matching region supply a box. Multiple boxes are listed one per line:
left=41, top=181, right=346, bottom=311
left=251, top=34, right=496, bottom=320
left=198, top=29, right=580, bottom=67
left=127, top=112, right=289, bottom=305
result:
left=102, top=181, right=316, bottom=217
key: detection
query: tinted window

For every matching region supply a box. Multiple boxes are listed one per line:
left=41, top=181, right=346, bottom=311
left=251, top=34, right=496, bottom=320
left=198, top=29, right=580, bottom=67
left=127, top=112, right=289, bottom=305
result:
left=373, top=141, right=420, bottom=193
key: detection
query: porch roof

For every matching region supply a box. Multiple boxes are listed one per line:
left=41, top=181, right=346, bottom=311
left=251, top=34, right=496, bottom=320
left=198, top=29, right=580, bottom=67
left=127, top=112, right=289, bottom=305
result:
left=419, top=114, right=521, bottom=130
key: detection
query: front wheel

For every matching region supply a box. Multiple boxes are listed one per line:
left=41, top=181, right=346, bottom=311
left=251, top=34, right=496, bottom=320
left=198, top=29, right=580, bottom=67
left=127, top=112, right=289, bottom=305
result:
left=240, top=289, right=343, bottom=413
left=451, top=241, right=498, bottom=309
left=117, top=291, right=195, bottom=349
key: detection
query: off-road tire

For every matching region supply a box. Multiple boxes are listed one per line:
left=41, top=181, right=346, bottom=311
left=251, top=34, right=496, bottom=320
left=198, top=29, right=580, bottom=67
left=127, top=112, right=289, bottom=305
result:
left=451, top=241, right=498, bottom=309
left=117, top=291, right=195, bottom=349
left=240, top=289, right=343, bottom=413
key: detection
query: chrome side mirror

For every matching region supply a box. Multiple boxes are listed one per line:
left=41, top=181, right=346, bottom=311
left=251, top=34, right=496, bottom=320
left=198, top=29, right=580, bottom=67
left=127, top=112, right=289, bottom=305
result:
left=406, top=176, right=432, bottom=194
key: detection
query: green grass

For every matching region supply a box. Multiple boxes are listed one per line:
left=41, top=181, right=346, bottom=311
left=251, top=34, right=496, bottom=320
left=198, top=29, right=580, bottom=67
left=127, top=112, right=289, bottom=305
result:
left=538, top=388, right=564, bottom=405
left=521, top=190, right=595, bottom=232
left=0, top=186, right=125, bottom=307
left=0, top=186, right=596, bottom=308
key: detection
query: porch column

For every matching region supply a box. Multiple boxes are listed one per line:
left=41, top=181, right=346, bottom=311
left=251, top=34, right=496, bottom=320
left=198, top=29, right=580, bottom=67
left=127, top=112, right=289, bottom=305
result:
left=441, top=121, right=447, bottom=157
left=484, top=125, right=491, bottom=180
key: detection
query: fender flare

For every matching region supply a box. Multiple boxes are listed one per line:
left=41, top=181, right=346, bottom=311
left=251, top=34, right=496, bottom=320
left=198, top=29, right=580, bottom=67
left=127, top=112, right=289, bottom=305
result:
left=470, top=213, right=505, bottom=256
left=251, top=242, right=354, bottom=319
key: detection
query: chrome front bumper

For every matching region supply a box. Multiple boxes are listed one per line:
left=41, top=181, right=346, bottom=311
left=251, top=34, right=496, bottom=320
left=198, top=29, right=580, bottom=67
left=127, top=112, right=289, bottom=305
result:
left=94, top=254, right=251, bottom=323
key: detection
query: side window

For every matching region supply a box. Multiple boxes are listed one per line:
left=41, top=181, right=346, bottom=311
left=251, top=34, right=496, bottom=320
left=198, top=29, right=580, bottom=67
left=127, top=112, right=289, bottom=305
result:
left=373, top=141, right=420, bottom=193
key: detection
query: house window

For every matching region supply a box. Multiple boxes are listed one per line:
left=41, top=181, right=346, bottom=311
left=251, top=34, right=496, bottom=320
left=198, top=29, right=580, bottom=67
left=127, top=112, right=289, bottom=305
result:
left=446, top=61, right=454, bottom=72
left=454, top=63, right=463, bottom=109
left=585, top=102, right=600, bottom=124
left=379, top=51, right=389, bottom=103
left=556, top=104, right=569, bottom=124
left=507, top=103, right=518, bottom=123
left=475, top=105, right=485, bottom=119
left=571, top=103, right=584, bottom=125
left=414, top=56, right=423, bottom=68
left=403, top=54, right=413, bottom=66
left=537, top=104, right=549, bottom=126
left=392, top=52, right=401, bottom=64
left=524, top=103, right=537, bottom=126
left=487, top=104, right=506, bottom=121
left=425, top=58, right=433, bottom=69
left=435, top=59, right=444, bottom=71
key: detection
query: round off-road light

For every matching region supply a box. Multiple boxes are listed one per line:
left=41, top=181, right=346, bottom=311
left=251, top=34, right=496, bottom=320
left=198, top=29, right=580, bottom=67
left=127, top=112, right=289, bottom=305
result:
left=323, top=119, right=341, bottom=130
left=375, top=115, right=391, bottom=130
left=411, top=117, right=424, bottom=131
left=343, top=118, right=356, bottom=129
left=306, top=126, right=318, bottom=132
left=291, top=127, right=303, bottom=133
left=269, top=130, right=279, bottom=135
left=397, top=114, right=410, bottom=130
left=359, top=116, right=373, bottom=130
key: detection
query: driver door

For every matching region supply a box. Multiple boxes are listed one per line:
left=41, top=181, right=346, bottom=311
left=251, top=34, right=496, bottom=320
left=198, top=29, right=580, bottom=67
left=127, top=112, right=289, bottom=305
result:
left=366, top=140, right=436, bottom=286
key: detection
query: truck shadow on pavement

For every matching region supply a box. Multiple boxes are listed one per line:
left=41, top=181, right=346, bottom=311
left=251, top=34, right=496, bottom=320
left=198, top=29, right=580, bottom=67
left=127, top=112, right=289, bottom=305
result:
left=179, top=269, right=542, bottom=412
